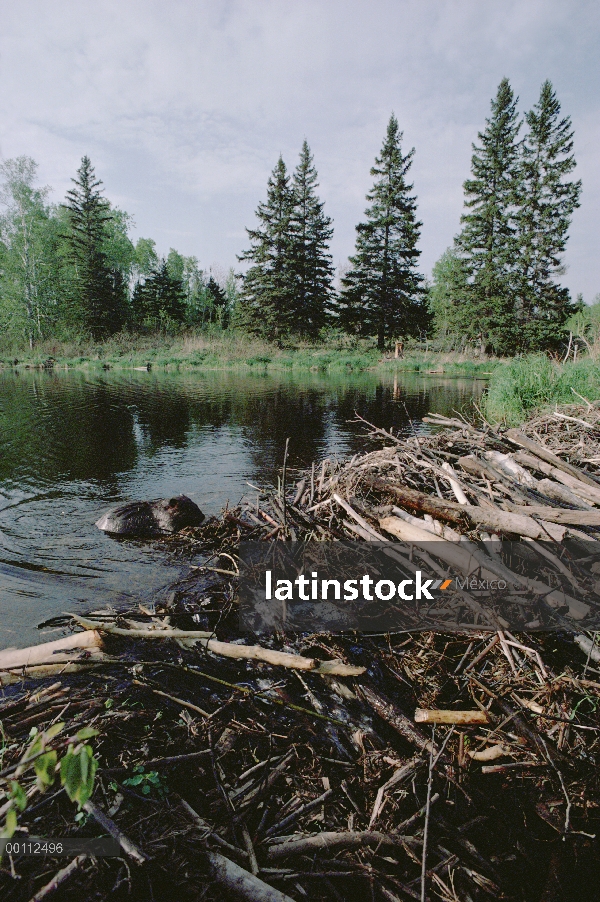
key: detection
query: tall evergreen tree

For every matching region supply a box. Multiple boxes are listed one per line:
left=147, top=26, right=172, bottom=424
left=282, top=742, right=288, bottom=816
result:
left=288, top=141, right=334, bottom=337
left=63, top=156, right=127, bottom=338
left=237, top=157, right=295, bottom=340
left=131, top=259, right=186, bottom=330
left=513, top=80, right=582, bottom=351
left=339, top=114, right=425, bottom=350
left=453, top=78, right=521, bottom=354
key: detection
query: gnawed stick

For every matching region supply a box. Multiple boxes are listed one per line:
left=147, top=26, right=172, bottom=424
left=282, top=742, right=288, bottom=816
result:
left=68, top=618, right=365, bottom=676
left=27, top=855, right=87, bottom=902
left=358, top=686, right=442, bottom=759
left=414, top=709, right=489, bottom=725
left=265, top=788, right=333, bottom=838
left=207, top=851, right=297, bottom=902
left=83, top=799, right=148, bottom=865
left=266, top=830, right=418, bottom=859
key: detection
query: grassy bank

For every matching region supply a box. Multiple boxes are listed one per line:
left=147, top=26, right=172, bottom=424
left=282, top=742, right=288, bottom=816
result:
left=0, top=331, right=497, bottom=378
left=484, top=353, right=600, bottom=424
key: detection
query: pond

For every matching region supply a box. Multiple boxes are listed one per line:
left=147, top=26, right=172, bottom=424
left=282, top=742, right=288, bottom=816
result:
left=0, top=367, right=485, bottom=644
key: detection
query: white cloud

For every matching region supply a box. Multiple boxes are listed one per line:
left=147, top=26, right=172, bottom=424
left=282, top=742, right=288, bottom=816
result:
left=0, top=0, right=598, bottom=296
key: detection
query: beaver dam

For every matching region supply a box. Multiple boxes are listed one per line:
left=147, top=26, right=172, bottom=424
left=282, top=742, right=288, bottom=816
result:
left=2, top=407, right=600, bottom=901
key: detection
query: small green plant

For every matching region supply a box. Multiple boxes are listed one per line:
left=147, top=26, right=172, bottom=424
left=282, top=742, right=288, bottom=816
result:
left=123, top=765, right=169, bottom=798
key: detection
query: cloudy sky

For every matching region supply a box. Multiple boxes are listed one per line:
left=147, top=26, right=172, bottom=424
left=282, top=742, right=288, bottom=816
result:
left=1, top=0, right=598, bottom=298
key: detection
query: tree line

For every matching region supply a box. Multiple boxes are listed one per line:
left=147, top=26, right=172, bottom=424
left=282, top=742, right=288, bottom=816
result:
left=0, top=156, right=235, bottom=346
left=0, top=77, right=583, bottom=355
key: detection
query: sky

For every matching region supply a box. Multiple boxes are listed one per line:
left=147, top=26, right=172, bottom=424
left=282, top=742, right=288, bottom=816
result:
left=0, top=0, right=598, bottom=299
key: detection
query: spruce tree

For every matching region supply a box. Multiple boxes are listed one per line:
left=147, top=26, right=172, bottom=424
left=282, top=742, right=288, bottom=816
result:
left=514, top=80, right=581, bottom=351
left=64, top=156, right=127, bottom=338
left=339, top=114, right=425, bottom=350
left=237, top=157, right=295, bottom=340
left=206, top=275, right=229, bottom=327
left=132, top=259, right=186, bottom=330
left=288, top=141, right=334, bottom=338
left=454, top=79, right=521, bottom=354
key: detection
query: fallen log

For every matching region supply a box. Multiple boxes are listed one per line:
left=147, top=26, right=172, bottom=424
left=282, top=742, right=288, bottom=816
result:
left=0, top=631, right=107, bottom=684
left=0, top=631, right=103, bottom=670
left=363, top=477, right=566, bottom=541
left=501, top=503, right=600, bottom=526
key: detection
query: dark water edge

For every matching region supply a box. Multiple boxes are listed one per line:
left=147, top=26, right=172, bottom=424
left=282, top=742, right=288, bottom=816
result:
left=0, top=368, right=485, bottom=645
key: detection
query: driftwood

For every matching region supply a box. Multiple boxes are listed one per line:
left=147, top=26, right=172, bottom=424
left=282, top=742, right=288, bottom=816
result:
left=0, top=630, right=103, bottom=669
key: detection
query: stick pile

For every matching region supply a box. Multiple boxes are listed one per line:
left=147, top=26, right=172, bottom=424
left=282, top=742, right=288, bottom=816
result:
left=1, top=407, right=600, bottom=901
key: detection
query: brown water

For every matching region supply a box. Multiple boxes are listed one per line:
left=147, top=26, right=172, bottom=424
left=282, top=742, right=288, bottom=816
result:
left=0, top=368, right=485, bottom=645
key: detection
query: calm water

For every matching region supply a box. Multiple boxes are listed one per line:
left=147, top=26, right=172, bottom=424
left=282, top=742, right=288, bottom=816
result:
left=0, top=368, right=485, bottom=645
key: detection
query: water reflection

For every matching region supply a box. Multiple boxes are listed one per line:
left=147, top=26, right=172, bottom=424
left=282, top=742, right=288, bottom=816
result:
left=0, top=368, right=484, bottom=643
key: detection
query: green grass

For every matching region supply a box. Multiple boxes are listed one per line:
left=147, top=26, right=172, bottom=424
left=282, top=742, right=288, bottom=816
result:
left=0, top=331, right=499, bottom=378
left=484, top=354, right=600, bottom=424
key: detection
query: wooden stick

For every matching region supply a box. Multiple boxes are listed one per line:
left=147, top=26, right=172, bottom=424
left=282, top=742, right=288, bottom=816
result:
left=27, top=855, right=87, bottom=902
left=69, top=619, right=365, bottom=676
left=83, top=799, right=148, bottom=865
left=0, top=631, right=103, bottom=669
left=207, top=851, right=298, bottom=902
left=414, top=709, right=489, bottom=725
left=514, top=452, right=600, bottom=504
left=358, top=686, right=441, bottom=758
left=266, top=830, right=416, bottom=859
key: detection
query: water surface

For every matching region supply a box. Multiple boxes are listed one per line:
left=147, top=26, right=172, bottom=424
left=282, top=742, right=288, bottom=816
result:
left=0, top=368, right=484, bottom=644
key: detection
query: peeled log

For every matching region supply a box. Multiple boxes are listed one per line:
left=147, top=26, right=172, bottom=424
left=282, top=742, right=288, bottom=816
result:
left=505, top=429, right=600, bottom=488
left=0, top=630, right=103, bottom=670
left=414, top=708, right=489, bottom=725
left=363, top=476, right=565, bottom=541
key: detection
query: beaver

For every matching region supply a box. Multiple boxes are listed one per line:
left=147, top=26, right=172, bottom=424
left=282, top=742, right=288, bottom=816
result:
left=95, top=495, right=205, bottom=537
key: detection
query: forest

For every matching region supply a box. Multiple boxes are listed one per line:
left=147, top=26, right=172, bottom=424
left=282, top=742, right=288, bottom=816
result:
left=0, top=78, right=593, bottom=358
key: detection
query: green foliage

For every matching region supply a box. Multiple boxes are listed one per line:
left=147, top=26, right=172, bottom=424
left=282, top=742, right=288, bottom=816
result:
left=513, top=80, right=582, bottom=351
left=339, top=114, right=427, bottom=350
left=448, top=79, right=581, bottom=356
left=429, top=247, right=470, bottom=342
left=63, top=156, right=128, bottom=338
left=60, top=743, right=98, bottom=808
left=484, top=354, right=600, bottom=423
left=0, top=157, right=62, bottom=346
left=454, top=78, right=522, bottom=355
left=132, top=259, right=186, bottom=331
left=1, top=724, right=99, bottom=842
left=287, top=141, right=334, bottom=338
left=123, top=765, right=169, bottom=798
left=237, top=156, right=297, bottom=340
